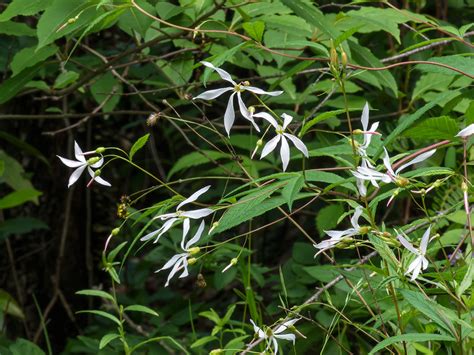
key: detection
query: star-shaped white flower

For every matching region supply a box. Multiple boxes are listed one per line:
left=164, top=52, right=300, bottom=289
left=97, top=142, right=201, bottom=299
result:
left=140, top=185, right=213, bottom=243
left=250, top=318, right=299, bottom=354
left=157, top=220, right=205, bottom=287
left=193, top=61, right=283, bottom=136
left=397, top=226, right=431, bottom=281
left=456, top=124, right=474, bottom=138
left=57, top=141, right=111, bottom=188
left=258, top=113, right=309, bottom=171
left=357, top=102, right=380, bottom=166
left=314, top=206, right=363, bottom=256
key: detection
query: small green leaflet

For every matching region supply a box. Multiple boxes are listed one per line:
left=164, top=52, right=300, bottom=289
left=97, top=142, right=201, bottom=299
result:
left=99, top=333, right=120, bottom=349
left=124, top=304, right=159, bottom=317
left=242, top=21, right=265, bottom=42
left=369, top=333, right=456, bottom=354
left=0, top=188, right=42, bottom=209
left=129, top=133, right=150, bottom=161
left=76, top=289, right=114, bottom=301
left=281, top=174, right=304, bottom=211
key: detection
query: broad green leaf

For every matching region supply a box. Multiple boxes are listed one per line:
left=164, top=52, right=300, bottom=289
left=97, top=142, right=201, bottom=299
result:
left=0, top=217, right=48, bottom=241
left=53, top=71, right=80, bottom=89
left=90, top=72, right=122, bottom=112
left=0, top=188, right=42, bottom=209
left=129, top=133, right=150, bottom=161
left=0, top=64, right=41, bottom=104
left=202, top=42, right=248, bottom=84
left=0, top=289, right=24, bottom=319
left=76, top=289, right=114, bottom=302
left=168, top=150, right=230, bottom=179
left=281, top=174, right=304, bottom=211
left=77, top=310, right=122, bottom=326
left=99, top=333, right=120, bottom=349
left=9, top=339, right=45, bottom=355
left=158, top=57, right=194, bottom=86
left=124, top=304, right=159, bottom=317
left=399, top=289, right=457, bottom=337
left=300, top=109, right=357, bottom=136
left=0, top=0, right=52, bottom=21
left=190, top=335, right=219, bottom=349
left=412, top=73, right=452, bottom=102
left=0, top=21, right=35, bottom=36
left=417, top=55, right=474, bottom=77
left=10, top=45, right=58, bottom=77
left=0, top=131, right=49, bottom=165
left=456, top=257, right=473, bottom=298
left=117, top=0, right=155, bottom=39
left=404, top=116, right=459, bottom=140
left=155, top=2, right=184, bottom=20
left=242, top=21, right=265, bottom=42
left=349, top=40, right=398, bottom=97
left=315, top=204, right=344, bottom=236
left=369, top=333, right=456, bottom=354
left=36, top=0, right=101, bottom=50
left=0, top=151, right=38, bottom=194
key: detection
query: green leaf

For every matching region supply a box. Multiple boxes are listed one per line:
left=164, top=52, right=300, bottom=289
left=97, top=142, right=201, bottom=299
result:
left=456, top=257, right=473, bottom=298
left=76, top=289, right=114, bottom=302
left=0, top=64, right=41, bottom=104
left=0, top=21, right=35, bottom=36
left=0, top=131, right=49, bottom=166
left=201, top=42, right=248, bottom=84
left=242, top=21, right=265, bottom=42
left=190, top=335, right=219, bottom=349
left=53, top=71, right=80, bottom=89
left=280, top=0, right=340, bottom=39
left=9, top=339, right=45, bottom=355
left=90, top=72, right=122, bottom=112
left=404, top=116, right=459, bottom=140
left=10, top=45, right=58, bottom=77
left=99, top=333, right=120, bottom=350
left=281, top=174, right=304, bottom=211
left=369, top=333, right=456, bottom=354
left=168, top=150, right=230, bottom=179
left=300, top=109, right=357, bottom=136
left=417, top=55, right=474, bottom=77
left=0, top=160, right=4, bottom=177
left=0, top=151, right=38, bottom=194
left=77, top=310, right=122, bottom=326
left=316, top=204, right=344, bottom=236
left=0, top=0, right=52, bottom=22
left=349, top=40, right=398, bottom=97
left=0, top=188, right=42, bottom=209
left=124, top=304, right=159, bottom=317
left=0, top=289, right=24, bottom=319
left=129, top=133, right=150, bottom=161
left=0, top=217, right=48, bottom=241
left=399, top=289, right=457, bottom=337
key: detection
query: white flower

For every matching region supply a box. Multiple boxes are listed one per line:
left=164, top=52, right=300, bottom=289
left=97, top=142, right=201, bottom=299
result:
left=57, top=141, right=111, bottom=188
left=250, top=318, right=299, bottom=354
left=193, top=61, right=283, bottom=136
left=314, top=206, right=363, bottom=256
left=397, top=226, right=431, bottom=281
left=357, top=102, right=380, bottom=166
left=156, top=220, right=205, bottom=287
left=353, top=148, right=436, bottom=188
left=258, top=113, right=309, bottom=171
left=456, top=124, right=474, bottom=138
left=140, top=185, right=213, bottom=243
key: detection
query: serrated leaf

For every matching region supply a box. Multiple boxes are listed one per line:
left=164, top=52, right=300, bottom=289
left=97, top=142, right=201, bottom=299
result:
left=129, top=133, right=150, bottom=161
left=369, top=333, right=456, bottom=354
left=281, top=174, right=304, bottom=211
left=0, top=0, right=52, bottom=22
left=417, top=55, right=474, bottom=77
left=76, top=289, right=114, bottom=301
left=0, top=188, right=42, bottom=209
left=124, top=304, right=159, bottom=317
left=404, top=116, right=459, bottom=140
left=54, top=71, right=80, bottom=89
left=99, top=333, right=120, bottom=349
left=242, top=21, right=265, bottom=42
left=77, top=310, right=122, bottom=326
left=0, top=21, right=35, bottom=36
left=10, top=45, right=58, bottom=77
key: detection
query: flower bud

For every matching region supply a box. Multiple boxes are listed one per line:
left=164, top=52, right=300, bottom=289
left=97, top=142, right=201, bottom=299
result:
left=256, top=139, right=263, bottom=147
left=248, top=106, right=255, bottom=114
left=209, top=349, right=223, bottom=355
left=209, top=221, right=219, bottom=233
left=230, top=257, right=238, bottom=265
left=352, top=129, right=363, bottom=135
left=330, top=47, right=338, bottom=68
left=359, top=226, right=370, bottom=235
left=461, top=181, right=468, bottom=192
left=188, top=247, right=201, bottom=255
left=94, top=169, right=102, bottom=177
left=341, top=50, right=348, bottom=68
left=187, top=257, right=197, bottom=265
left=395, top=177, right=409, bottom=187
left=87, top=156, right=100, bottom=165
left=242, top=81, right=250, bottom=86
left=95, top=147, right=105, bottom=154
left=111, top=227, right=120, bottom=236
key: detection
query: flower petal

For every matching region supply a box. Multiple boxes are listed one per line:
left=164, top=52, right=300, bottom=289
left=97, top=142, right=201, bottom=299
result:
left=200, top=61, right=236, bottom=85
left=181, top=217, right=190, bottom=246
left=57, top=155, right=84, bottom=168
left=244, top=86, right=283, bottom=96
left=274, top=333, right=296, bottom=343
left=397, top=232, right=418, bottom=254
left=356, top=177, right=367, bottom=197
left=249, top=319, right=265, bottom=339
left=280, top=136, right=290, bottom=171
left=420, top=225, right=431, bottom=254
left=253, top=112, right=278, bottom=128
left=68, top=165, right=87, bottom=188
left=194, top=87, right=233, bottom=100
left=260, top=135, right=281, bottom=159
left=395, top=149, right=436, bottom=175
left=351, top=206, right=363, bottom=229
left=90, top=156, right=104, bottom=168
left=224, top=93, right=236, bottom=136
left=185, top=220, right=206, bottom=250
left=93, top=175, right=111, bottom=187
left=177, top=185, right=211, bottom=210
left=383, top=148, right=395, bottom=176
left=361, top=102, right=369, bottom=131
left=182, top=208, right=214, bottom=219
left=74, top=141, right=86, bottom=162
left=281, top=113, right=293, bottom=130
left=456, top=123, right=474, bottom=137
left=237, top=93, right=260, bottom=132
left=284, top=133, right=308, bottom=157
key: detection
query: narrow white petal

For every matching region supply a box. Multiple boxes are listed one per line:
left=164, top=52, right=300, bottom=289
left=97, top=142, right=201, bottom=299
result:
left=274, top=333, right=296, bottom=343
left=244, top=86, right=283, bottom=96
left=420, top=225, right=431, bottom=254
left=280, top=136, right=290, bottom=171
left=181, top=218, right=190, bottom=247
left=395, top=149, right=436, bottom=175
left=421, top=256, right=429, bottom=270
left=351, top=206, right=363, bottom=229
left=409, top=259, right=422, bottom=281
left=158, top=253, right=184, bottom=271
left=177, top=185, right=211, bottom=210
left=224, top=93, right=236, bottom=136
left=284, top=133, right=309, bottom=157
left=185, top=220, right=205, bottom=250
left=237, top=92, right=250, bottom=119
left=356, top=178, right=367, bottom=197
left=272, top=337, right=279, bottom=354
left=249, top=319, right=265, bottom=339
left=362, top=121, right=379, bottom=149
left=90, top=156, right=104, bottom=168
left=397, top=233, right=418, bottom=254
left=94, top=175, right=111, bottom=187
left=324, top=229, right=350, bottom=239
left=281, top=113, right=293, bottom=130
left=68, top=165, right=87, bottom=188
left=260, top=135, right=281, bottom=159
left=194, top=87, right=233, bottom=100
left=456, top=124, right=474, bottom=137
left=152, top=218, right=177, bottom=242
left=162, top=256, right=186, bottom=287
left=361, top=102, right=369, bottom=131
left=200, top=61, right=236, bottom=85
left=182, top=208, right=214, bottom=219
left=57, top=156, right=84, bottom=168
left=178, top=259, right=189, bottom=278
left=74, top=141, right=86, bottom=162
left=253, top=112, right=278, bottom=128
left=383, top=148, right=395, bottom=176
